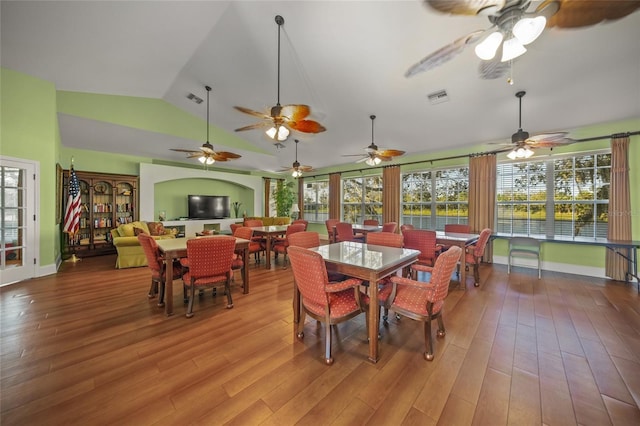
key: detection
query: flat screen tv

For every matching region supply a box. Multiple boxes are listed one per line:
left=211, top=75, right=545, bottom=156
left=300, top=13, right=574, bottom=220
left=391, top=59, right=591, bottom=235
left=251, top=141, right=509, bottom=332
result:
left=188, top=195, right=230, bottom=219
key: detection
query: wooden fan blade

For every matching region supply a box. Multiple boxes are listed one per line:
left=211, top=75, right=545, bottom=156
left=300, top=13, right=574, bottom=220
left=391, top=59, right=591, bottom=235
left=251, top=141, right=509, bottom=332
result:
left=170, top=148, right=200, bottom=154
left=235, top=122, right=270, bottom=132
left=355, top=156, right=370, bottom=163
left=298, top=165, right=314, bottom=172
left=287, top=119, right=326, bottom=134
left=281, top=105, right=311, bottom=121
left=376, top=149, right=405, bottom=157
left=405, top=30, right=485, bottom=77
left=214, top=151, right=242, bottom=159
left=527, top=132, right=575, bottom=148
left=544, top=0, right=640, bottom=28
left=425, top=0, right=506, bottom=15
left=234, top=106, right=270, bottom=119
left=186, top=153, right=203, bottom=158
left=376, top=155, right=394, bottom=162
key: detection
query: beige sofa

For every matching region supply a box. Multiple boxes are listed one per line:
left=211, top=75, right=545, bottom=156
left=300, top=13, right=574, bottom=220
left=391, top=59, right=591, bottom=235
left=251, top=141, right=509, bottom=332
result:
left=110, top=221, right=176, bottom=269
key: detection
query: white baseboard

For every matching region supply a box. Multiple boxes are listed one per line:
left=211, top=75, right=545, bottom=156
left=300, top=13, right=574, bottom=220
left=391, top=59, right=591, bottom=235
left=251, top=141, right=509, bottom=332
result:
left=493, top=255, right=606, bottom=279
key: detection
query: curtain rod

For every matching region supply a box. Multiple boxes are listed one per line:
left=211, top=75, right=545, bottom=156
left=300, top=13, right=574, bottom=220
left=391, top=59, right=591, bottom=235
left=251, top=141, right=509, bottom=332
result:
left=301, top=130, right=639, bottom=180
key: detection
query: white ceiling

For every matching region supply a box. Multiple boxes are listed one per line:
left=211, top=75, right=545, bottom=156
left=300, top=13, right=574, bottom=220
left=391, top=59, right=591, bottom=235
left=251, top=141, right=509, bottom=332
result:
left=2, top=1, right=640, bottom=173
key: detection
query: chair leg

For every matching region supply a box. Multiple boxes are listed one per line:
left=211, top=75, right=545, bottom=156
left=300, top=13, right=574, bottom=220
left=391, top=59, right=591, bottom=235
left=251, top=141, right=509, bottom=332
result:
left=436, top=314, right=446, bottom=338
left=296, top=310, right=306, bottom=339
left=508, top=254, right=512, bottom=274
left=473, top=261, right=480, bottom=287
left=186, top=284, right=196, bottom=318
left=424, top=317, right=434, bottom=361
left=148, top=280, right=157, bottom=298
left=225, top=278, right=233, bottom=309
left=538, top=257, right=541, bottom=279
left=324, top=320, right=334, bottom=365
left=157, top=280, right=165, bottom=308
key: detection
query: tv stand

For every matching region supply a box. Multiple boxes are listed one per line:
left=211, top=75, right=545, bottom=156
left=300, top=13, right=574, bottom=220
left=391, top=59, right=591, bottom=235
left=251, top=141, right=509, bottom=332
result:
left=162, top=218, right=243, bottom=238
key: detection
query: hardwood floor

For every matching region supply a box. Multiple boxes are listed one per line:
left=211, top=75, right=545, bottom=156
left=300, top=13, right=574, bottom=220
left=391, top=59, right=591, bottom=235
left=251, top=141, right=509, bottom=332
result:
left=1, top=254, right=639, bottom=425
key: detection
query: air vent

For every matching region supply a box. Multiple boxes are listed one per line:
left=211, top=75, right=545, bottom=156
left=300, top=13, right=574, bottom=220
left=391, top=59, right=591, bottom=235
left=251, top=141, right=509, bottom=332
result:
left=187, top=93, right=203, bottom=104
left=427, top=89, right=449, bottom=105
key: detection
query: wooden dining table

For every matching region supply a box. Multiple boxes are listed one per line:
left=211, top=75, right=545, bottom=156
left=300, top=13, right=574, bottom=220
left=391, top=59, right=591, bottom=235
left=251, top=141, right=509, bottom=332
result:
left=249, top=225, right=289, bottom=269
left=435, top=230, right=480, bottom=290
left=156, top=235, right=250, bottom=316
left=303, top=241, right=420, bottom=363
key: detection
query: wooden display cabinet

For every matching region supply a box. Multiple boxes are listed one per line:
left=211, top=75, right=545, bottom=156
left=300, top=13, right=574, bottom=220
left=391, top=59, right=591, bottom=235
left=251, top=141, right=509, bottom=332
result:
left=63, top=170, right=138, bottom=258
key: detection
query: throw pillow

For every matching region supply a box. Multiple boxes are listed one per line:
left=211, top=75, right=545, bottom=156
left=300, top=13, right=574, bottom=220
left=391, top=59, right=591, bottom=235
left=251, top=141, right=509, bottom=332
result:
left=147, top=222, right=165, bottom=236
left=119, top=223, right=135, bottom=237
left=134, top=227, right=148, bottom=236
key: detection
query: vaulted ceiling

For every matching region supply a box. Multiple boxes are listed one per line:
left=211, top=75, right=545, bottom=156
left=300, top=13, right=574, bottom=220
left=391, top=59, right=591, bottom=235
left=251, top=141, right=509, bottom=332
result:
left=2, top=1, right=639, bottom=173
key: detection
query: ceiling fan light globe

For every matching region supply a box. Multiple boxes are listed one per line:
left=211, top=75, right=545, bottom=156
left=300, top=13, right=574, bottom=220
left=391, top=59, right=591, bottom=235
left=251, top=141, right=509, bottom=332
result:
left=475, top=31, right=504, bottom=60
left=523, top=147, right=534, bottom=158
left=507, top=150, right=518, bottom=160
left=198, top=156, right=207, bottom=164
left=278, top=126, right=290, bottom=141
left=501, top=37, right=527, bottom=62
left=513, top=16, right=546, bottom=45
left=365, top=157, right=376, bottom=166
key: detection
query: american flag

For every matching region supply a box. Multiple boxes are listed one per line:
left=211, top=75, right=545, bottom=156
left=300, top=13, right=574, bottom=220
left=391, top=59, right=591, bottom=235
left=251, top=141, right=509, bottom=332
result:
left=63, top=166, right=81, bottom=235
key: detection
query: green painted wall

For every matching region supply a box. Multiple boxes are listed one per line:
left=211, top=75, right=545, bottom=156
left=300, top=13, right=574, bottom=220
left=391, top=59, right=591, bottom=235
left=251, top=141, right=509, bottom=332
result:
left=2, top=66, right=639, bottom=276
left=1, top=68, right=59, bottom=266
left=154, top=178, right=253, bottom=221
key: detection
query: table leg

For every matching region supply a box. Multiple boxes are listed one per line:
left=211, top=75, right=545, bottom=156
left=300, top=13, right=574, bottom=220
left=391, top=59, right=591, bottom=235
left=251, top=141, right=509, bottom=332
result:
left=164, top=252, right=174, bottom=316
left=458, top=242, right=467, bottom=290
left=367, top=270, right=379, bottom=363
left=242, top=247, right=249, bottom=294
left=265, top=236, right=272, bottom=269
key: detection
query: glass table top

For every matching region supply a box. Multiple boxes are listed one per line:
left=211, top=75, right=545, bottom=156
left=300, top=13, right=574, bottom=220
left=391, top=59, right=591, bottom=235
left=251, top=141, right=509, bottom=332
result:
left=311, top=241, right=420, bottom=272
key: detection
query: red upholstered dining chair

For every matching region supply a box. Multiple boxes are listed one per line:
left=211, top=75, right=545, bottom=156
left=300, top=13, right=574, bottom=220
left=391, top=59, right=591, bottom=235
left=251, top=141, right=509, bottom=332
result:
left=287, top=246, right=370, bottom=365
left=233, top=226, right=264, bottom=268
left=335, top=222, right=365, bottom=243
left=402, top=229, right=442, bottom=277
left=272, top=223, right=307, bottom=266
left=288, top=231, right=321, bottom=249
left=182, top=236, right=237, bottom=318
left=366, top=232, right=404, bottom=325
left=325, top=219, right=339, bottom=243
left=386, top=246, right=462, bottom=361
left=444, top=223, right=471, bottom=234
left=243, top=219, right=266, bottom=260
left=363, top=219, right=379, bottom=226
left=400, top=224, right=415, bottom=235
left=462, top=228, right=492, bottom=287
left=289, top=231, right=345, bottom=282
left=137, top=233, right=184, bottom=307
left=229, top=223, right=242, bottom=235
left=291, top=219, right=309, bottom=230
left=381, top=222, right=397, bottom=233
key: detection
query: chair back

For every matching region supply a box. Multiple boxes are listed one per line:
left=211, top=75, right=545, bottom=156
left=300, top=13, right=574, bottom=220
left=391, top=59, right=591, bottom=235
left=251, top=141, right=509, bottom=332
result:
left=282, top=223, right=307, bottom=247
left=444, top=224, right=471, bottom=234
left=288, top=231, right=320, bottom=249
left=366, top=231, right=403, bottom=248
left=233, top=226, right=253, bottom=240
left=335, top=222, right=357, bottom=242
left=471, top=228, right=492, bottom=257
left=428, top=246, right=462, bottom=304
left=364, top=219, right=379, bottom=226
left=230, top=223, right=242, bottom=234
left=509, top=236, right=540, bottom=252
left=138, top=233, right=163, bottom=273
left=287, top=246, right=329, bottom=309
left=291, top=219, right=309, bottom=230
left=186, top=236, right=236, bottom=278
left=402, top=229, right=439, bottom=265
left=400, top=224, right=415, bottom=235
left=244, top=219, right=264, bottom=228
left=325, top=219, right=339, bottom=241
left=381, top=222, right=397, bottom=233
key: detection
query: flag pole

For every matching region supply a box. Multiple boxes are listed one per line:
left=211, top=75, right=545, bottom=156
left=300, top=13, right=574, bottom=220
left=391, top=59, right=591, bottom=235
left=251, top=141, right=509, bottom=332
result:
left=64, top=157, right=82, bottom=263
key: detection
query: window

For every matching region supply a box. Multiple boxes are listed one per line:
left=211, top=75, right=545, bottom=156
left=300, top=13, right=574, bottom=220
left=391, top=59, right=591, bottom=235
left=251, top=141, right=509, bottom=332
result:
left=401, top=167, right=469, bottom=229
left=303, top=180, right=329, bottom=222
left=342, top=176, right=382, bottom=223
left=496, top=151, right=610, bottom=238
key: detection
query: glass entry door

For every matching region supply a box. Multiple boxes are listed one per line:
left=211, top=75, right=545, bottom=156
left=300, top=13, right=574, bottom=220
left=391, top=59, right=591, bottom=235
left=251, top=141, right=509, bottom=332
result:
left=1, top=158, right=36, bottom=286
